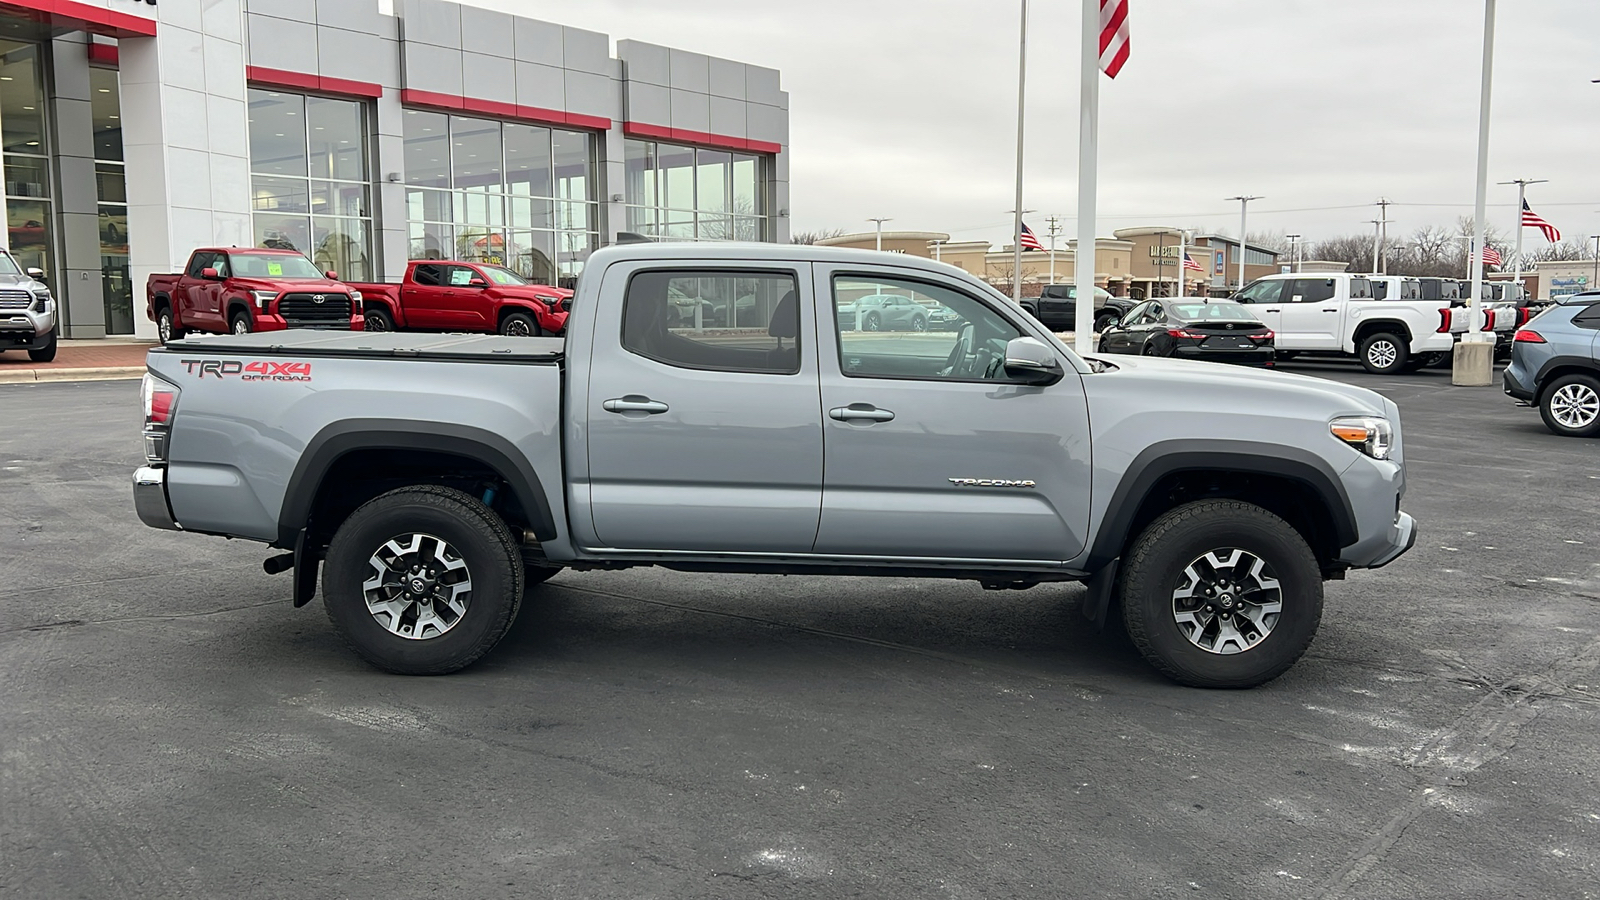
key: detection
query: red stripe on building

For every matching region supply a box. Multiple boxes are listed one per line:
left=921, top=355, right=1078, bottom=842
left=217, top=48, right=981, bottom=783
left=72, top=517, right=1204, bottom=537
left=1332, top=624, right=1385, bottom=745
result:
left=400, top=89, right=614, bottom=131
left=623, top=122, right=781, bottom=155
left=247, top=67, right=383, bottom=100
left=0, top=0, right=156, bottom=38
left=86, top=42, right=118, bottom=66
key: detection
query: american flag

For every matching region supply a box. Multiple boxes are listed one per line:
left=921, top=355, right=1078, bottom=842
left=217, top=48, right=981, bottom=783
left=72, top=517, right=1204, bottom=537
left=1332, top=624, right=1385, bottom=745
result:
left=1019, top=222, right=1045, bottom=251
left=1521, top=200, right=1561, bottom=244
left=1481, top=245, right=1503, bottom=267
left=1182, top=252, right=1203, bottom=272
left=1100, top=0, right=1131, bottom=79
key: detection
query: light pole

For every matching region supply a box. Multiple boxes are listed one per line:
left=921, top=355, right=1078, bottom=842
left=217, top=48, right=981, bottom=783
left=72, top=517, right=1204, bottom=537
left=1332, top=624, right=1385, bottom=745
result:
left=1154, top=230, right=1167, bottom=298
left=1225, top=195, right=1261, bottom=292
left=1368, top=220, right=1383, bottom=275
left=1286, top=233, right=1300, bottom=273
left=1456, top=0, right=1497, bottom=388
left=867, top=217, right=892, bottom=252
left=1500, top=177, right=1547, bottom=298
left=1045, top=215, right=1062, bottom=286
left=1374, top=198, right=1392, bottom=274
left=1591, top=235, right=1600, bottom=290
left=1176, top=229, right=1189, bottom=297
left=1010, top=0, right=1029, bottom=307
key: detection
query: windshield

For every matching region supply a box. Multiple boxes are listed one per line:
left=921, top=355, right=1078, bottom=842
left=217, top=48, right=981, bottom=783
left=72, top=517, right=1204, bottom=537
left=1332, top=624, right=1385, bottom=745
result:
left=1171, top=301, right=1259, bottom=322
left=0, top=252, right=21, bottom=277
left=227, top=252, right=326, bottom=279
left=479, top=265, right=528, bottom=286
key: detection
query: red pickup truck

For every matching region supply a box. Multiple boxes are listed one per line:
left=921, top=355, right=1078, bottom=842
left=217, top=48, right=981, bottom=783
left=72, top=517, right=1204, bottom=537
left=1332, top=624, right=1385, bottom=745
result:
left=347, top=260, right=570, bottom=336
left=146, top=248, right=363, bottom=344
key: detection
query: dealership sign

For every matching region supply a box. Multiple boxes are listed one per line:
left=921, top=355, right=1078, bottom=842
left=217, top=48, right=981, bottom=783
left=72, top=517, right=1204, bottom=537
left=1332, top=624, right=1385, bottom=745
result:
left=1550, top=275, right=1590, bottom=298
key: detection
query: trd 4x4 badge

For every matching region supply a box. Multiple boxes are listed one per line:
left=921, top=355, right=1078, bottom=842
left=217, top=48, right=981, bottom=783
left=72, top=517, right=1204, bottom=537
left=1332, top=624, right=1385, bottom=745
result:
left=181, top=359, right=313, bottom=382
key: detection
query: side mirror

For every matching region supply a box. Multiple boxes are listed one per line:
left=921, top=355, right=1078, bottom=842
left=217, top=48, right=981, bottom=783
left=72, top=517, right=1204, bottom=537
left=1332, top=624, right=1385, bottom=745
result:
left=25, top=266, right=45, bottom=281
left=469, top=277, right=488, bottom=287
left=1104, top=312, right=1122, bottom=328
left=201, top=267, right=219, bottom=280
left=1003, top=336, right=1065, bottom=386
left=324, top=270, right=338, bottom=281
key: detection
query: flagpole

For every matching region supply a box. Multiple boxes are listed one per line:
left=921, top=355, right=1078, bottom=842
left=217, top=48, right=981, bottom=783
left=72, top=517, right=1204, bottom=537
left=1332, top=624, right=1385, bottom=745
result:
left=1011, top=0, right=1029, bottom=307
left=1500, top=177, right=1547, bottom=302
left=1176, top=230, right=1186, bottom=297
left=1074, top=0, right=1098, bottom=352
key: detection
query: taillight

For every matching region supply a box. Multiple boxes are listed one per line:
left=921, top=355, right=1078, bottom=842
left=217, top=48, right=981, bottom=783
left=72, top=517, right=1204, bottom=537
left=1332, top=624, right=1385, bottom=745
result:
left=1483, top=309, right=1496, bottom=330
left=1248, top=330, right=1274, bottom=341
left=1437, top=309, right=1453, bottom=333
left=141, top=373, right=179, bottom=463
left=1513, top=329, right=1546, bottom=344
left=1166, top=328, right=1205, bottom=339
left=1518, top=307, right=1531, bottom=326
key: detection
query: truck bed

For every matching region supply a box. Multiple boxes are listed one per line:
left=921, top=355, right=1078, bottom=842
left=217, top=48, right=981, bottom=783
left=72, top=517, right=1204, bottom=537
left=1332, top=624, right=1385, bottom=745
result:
left=157, top=330, right=564, bottom=362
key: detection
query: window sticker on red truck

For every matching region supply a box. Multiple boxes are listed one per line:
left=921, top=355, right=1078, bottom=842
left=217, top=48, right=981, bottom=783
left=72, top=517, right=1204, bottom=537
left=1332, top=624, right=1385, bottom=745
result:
left=181, top=359, right=313, bottom=382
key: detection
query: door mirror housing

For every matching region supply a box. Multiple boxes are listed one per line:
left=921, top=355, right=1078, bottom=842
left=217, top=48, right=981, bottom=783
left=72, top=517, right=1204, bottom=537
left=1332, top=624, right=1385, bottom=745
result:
left=25, top=266, right=45, bottom=282
left=324, top=270, right=338, bottom=281
left=200, top=267, right=219, bottom=280
left=468, top=277, right=488, bottom=287
left=1003, top=336, right=1065, bottom=386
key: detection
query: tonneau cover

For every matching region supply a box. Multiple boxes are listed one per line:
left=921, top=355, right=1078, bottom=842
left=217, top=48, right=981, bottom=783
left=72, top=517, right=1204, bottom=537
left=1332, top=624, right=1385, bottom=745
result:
left=152, top=330, right=564, bottom=362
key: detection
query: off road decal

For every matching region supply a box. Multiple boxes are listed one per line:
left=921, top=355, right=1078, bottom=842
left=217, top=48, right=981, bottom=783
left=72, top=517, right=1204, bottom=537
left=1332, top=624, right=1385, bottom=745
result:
left=181, top=359, right=313, bottom=382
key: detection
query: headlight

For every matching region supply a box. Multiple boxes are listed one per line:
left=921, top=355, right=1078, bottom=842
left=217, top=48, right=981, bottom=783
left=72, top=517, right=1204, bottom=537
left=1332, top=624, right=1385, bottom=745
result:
left=348, top=290, right=362, bottom=312
left=30, top=290, right=49, bottom=312
left=251, top=290, right=278, bottom=309
left=1330, top=416, right=1393, bottom=460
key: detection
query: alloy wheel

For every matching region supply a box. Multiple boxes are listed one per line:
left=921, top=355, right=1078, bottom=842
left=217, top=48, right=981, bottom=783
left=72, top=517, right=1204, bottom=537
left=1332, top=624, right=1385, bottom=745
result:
left=1170, top=548, right=1282, bottom=655
left=362, top=532, right=473, bottom=640
left=1550, top=383, right=1600, bottom=430
left=158, top=315, right=172, bottom=343
left=233, top=318, right=249, bottom=335
left=1366, top=340, right=1398, bottom=370
left=504, top=319, right=531, bottom=336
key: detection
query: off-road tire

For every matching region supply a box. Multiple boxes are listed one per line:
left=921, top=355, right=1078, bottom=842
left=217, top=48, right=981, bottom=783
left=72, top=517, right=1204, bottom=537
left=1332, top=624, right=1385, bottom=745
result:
left=1538, top=373, right=1600, bottom=438
left=1358, top=332, right=1408, bottom=375
left=500, top=311, right=541, bottom=337
left=323, top=485, right=524, bottom=675
left=27, top=331, right=56, bottom=362
left=364, top=307, right=394, bottom=332
left=1120, top=500, right=1323, bottom=688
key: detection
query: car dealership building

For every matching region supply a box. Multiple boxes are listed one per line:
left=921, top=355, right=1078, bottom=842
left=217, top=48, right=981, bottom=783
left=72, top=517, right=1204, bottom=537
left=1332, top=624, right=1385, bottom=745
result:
left=0, top=0, right=790, bottom=339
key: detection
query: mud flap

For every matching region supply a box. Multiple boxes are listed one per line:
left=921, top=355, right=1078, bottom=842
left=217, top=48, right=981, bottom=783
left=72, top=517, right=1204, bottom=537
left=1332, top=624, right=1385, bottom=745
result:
left=292, top=528, right=318, bottom=608
left=1082, top=559, right=1119, bottom=630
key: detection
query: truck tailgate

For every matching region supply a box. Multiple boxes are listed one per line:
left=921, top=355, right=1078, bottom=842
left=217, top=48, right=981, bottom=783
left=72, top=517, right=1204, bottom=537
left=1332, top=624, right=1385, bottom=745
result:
left=146, top=332, right=564, bottom=543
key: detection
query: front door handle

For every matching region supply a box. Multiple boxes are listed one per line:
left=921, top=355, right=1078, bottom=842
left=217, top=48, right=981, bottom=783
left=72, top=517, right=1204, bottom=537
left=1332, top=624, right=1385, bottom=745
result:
left=1322, top=308, right=1338, bottom=312
left=603, top=395, right=669, bottom=415
left=829, top=404, right=895, bottom=423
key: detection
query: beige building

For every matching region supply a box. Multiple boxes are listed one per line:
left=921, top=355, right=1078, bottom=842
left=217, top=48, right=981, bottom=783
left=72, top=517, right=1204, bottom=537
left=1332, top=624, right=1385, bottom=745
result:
left=1532, top=259, right=1597, bottom=301
left=817, top=230, right=1142, bottom=297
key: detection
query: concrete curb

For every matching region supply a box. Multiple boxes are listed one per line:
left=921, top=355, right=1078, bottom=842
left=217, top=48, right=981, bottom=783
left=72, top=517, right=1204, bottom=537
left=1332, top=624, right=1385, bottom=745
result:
left=0, top=366, right=145, bottom=384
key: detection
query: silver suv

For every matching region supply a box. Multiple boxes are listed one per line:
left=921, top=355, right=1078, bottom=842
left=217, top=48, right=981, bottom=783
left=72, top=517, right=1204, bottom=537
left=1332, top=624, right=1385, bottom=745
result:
left=0, top=250, right=56, bottom=362
left=1504, top=296, right=1600, bottom=436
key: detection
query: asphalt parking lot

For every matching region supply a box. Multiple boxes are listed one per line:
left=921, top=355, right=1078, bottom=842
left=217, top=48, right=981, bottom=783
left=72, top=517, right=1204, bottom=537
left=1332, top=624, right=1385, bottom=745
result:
left=2, top=362, right=1597, bottom=899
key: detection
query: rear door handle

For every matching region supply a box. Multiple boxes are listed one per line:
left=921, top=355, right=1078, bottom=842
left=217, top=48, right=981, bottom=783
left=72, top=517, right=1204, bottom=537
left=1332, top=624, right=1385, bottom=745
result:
left=603, top=395, right=669, bottom=415
left=829, top=404, right=895, bottom=423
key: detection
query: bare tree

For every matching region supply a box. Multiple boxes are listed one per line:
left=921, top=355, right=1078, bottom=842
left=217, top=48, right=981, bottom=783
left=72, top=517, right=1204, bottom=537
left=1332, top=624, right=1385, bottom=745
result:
left=789, top=228, right=848, bottom=245
left=1525, top=239, right=1595, bottom=263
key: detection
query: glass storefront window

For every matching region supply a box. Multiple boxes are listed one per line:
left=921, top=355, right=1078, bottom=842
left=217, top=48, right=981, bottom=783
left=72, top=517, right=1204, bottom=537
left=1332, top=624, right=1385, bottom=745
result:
left=92, top=66, right=133, bottom=333
left=7, top=198, right=51, bottom=275
left=403, top=112, right=596, bottom=287
left=0, top=40, right=45, bottom=155
left=623, top=139, right=769, bottom=242
left=247, top=89, right=372, bottom=279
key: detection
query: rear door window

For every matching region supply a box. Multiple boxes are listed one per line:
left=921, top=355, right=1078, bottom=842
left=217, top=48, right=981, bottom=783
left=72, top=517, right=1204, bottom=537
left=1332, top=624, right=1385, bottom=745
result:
left=1573, top=303, right=1600, bottom=330
left=1232, top=280, right=1284, bottom=305
left=1287, top=279, right=1335, bottom=303
left=623, top=270, right=801, bottom=374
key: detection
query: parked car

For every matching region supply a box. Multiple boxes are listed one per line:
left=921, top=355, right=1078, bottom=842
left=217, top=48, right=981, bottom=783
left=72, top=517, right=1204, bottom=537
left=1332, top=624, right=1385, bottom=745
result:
left=1097, top=299, right=1275, bottom=366
left=1230, top=273, right=1454, bottom=374
left=133, top=242, right=1415, bottom=689
left=835, top=293, right=932, bottom=332
left=348, top=261, right=569, bottom=337
left=1022, top=283, right=1130, bottom=334
left=1503, top=295, right=1600, bottom=437
left=146, top=248, right=363, bottom=344
left=0, top=249, right=56, bottom=362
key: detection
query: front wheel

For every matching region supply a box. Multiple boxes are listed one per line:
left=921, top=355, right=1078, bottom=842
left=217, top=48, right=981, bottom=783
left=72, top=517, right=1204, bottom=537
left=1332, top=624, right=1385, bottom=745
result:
left=500, top=311, right=541, bottom=337
left=1539, top=373, right=1600, bottom=438
left=364, top=307, right=394, bottom=332
left=231, top=311, right=253, bottom=335
left=1094, top=312, right=1119, bottom=334
left=27, top=330, right=56, bottom=362
left=911, top=315, right=927, bottom=332
left=1119, top=500, right=1323, bottom=688
left=862, top=313, right=881, bottom=332
left=322, top=485, right=524, bottom=674
left=1358, top=332, right=1407, bottom=375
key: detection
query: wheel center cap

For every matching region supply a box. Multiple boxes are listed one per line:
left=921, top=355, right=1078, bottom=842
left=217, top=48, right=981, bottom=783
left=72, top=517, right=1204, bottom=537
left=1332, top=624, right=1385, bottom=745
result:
left=409, top=576, right=429, bottom=594
left=1218, top=593, right=1236, bottom=608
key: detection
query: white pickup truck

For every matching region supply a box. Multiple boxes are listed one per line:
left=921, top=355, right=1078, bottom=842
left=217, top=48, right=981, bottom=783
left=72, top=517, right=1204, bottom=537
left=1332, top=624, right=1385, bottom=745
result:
left=1231, top=273, right=1455, bottom=374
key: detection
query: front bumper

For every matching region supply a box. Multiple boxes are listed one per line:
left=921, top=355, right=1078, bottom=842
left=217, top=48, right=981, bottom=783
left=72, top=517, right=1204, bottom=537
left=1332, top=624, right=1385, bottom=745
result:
left=0, top=309, right=55, bottom=349
left=1365, top=511, right=1417, bottom=568
left=133, top=466, right=182, bottom=531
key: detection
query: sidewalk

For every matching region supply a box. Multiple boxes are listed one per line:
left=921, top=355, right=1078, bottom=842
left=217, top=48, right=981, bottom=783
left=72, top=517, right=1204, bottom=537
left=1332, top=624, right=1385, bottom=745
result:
left=0, top=337, right=155, bottom=384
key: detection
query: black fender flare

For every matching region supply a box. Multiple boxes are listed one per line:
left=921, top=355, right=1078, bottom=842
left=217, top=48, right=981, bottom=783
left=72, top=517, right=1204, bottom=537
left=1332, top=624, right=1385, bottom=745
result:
left=276, top=419, right=557, bottom=548
left=1084, top=439, right=1359, bottom=573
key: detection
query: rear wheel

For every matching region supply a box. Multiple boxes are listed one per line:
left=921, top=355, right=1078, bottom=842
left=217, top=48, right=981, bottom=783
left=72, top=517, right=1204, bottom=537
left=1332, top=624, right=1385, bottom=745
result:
left=1539, top=373, right=1600, bottom=438
left=230, top=311, right=252, bottom=335
left=1120, top=500, right=1323, bottom=688
left=863, top=312, right=881, bottom=332
left=500, top=311, right=541, bottom=337
left=1358, top=332, right=1407, bottom=375
left=1141, top=341, right=1159, bottom=357
left=157, top=306, right=184, bottom=345
left=322, top=485, right=524, bottom=675
left=364, top=307, right=394, bottom=332
left=27, top=330, right=56, bottom=362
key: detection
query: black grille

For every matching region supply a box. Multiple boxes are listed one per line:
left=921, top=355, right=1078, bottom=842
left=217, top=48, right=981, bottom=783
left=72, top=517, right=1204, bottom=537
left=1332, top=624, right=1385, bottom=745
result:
left=0, top=289, right=31, bottom=310
left=278, top=292, right=352, bottom=326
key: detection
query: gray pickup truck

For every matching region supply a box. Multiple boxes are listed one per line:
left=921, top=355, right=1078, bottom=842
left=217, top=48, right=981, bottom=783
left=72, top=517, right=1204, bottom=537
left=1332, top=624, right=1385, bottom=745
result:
left=133, top=243, right=1415, bottom=688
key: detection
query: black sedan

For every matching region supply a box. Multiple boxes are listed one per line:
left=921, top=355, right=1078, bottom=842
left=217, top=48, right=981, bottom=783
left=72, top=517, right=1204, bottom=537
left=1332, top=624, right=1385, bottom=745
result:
left=1097, top=299, right=1275, bottom=366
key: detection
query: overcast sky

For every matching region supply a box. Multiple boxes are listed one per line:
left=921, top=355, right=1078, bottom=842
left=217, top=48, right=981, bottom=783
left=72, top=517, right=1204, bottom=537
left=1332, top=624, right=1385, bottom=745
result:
left=476, top=0, right=1599, bottom=250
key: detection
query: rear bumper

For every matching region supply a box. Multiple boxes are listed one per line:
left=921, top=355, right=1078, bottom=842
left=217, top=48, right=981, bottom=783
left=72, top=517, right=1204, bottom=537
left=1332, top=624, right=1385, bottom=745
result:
left=1173, top=345, right=1276, bottom=366
left=133, top=466, right=181, bottom=531
left=1503, top=367, right=1536, bottom=403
